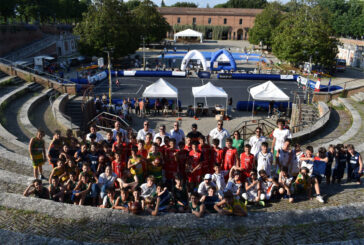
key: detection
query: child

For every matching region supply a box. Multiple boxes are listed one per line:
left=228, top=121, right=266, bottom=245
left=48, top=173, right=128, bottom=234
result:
left=293, top=144, right=304, bottom=177
left=293, top=167, right=311, bottom=198
left=128, top=146, right=144, bottom=184
left=326, top=145, right=335, bottom=184
left=187, top=142, right=203, bottom=191
left=201, top=186, right=220, bottom=213
left=164, top=138, right=179, bottom=187
left=49, top=176, right=64, bottom=202
left=211, top=139, right=224, bottom=166
left=198, top=136, right=212, bottom=175
left=238, top=144, right=254, bottom=181
left=130, top=187, right=144, bottom=214
left=276, top=139, right=293, bottom=175
left=176, top=141, right=189, bottom=181
left=172, top=174, right=189, bottom=213
left=278, top=167, right=294, bottom=203
left=272, top=119, right=292, bottom=173
left=258, top=170, right=276, bottom=201
left=148, top=184, right=171, bottom=216
left=100, top=187, right=117, bottom=209
left=255, top=142, right=273, bottom=177
left=223, top=138, right=239, bottom=172
left=72, top=173, right=92, bottom=205
left=242, top=170, right=265, bottom=206
left=88, top=143, right=99, bottom=173
left=64, top=171, right=77, bottom=203
left=189, top=192, right=205, bottom=218
left=332, top=144, right=347, bottom=184
left=29, top=130, right=47, bottom=179
left=113, top=188, right=130, bottom=212
left=225, top=168, right=243, bottom=199
left=23, top=179, right=49, bottom=199
left=140, top=175, right=156, bottom=199
left=346, top=144, right=363, bottom=184
left=112, top=152, right=126, bottom=179
left=211, top=163, right=228, bottom=197
left=214, top=191, right=247, bottom=216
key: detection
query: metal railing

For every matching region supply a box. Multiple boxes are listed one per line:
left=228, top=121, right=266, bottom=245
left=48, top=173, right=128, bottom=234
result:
left=88, top=111, right=136, bottom=134
left=231, top=118, right=277, bottom=141
left=290, top=107, right=331, bottom=134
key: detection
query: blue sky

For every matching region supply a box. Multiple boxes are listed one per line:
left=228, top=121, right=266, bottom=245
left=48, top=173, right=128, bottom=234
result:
left=153, top=0, right=290, bottom=8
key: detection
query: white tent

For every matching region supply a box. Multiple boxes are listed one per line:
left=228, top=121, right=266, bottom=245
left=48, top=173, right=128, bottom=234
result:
left=142, top=78, right=179, bottom=115
left=192, top=82, right=228, bottom=114
left=174, top=29, right=203, bottom=43
left=248, top=81, right=290, bottom=118
left=181, top=50, right=208, bottom=71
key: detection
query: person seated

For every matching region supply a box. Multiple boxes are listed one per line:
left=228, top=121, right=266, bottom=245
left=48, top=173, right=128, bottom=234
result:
left=197, top=174, right=216, bottom=197
left=258, top=170, right=278, bottom=201
left=225, top=168, right=243, bottom=199
left=100, top=187, right=117, bottom=209
left=129, top=187, right=144, bottom=215
left=72, top=173, right=92, bottom=205
left=214, top=191, right=247, bottom=216
left=113, top=188, right=130, bottom=212
left=117, top=169, right=139, bottom=191
left=140, top=175, right=156, bottom=200
left=242, top=170, right=265, bottom=206
left=293, top=167, right=311, bottom=199
left=200, top=186, right=220, bottom=213
left=172, top=174, right=189, bottom=213
left=49, top=176, right=65, bottom=202
left=23, top=179, right=49, bottom=199
left=64, top=171, right=77, bottom=203
left=91, top=165, right=117, bottom=206
left=278, top=167, right=294, bottom=203
left=189, top=192, right=205, bottom=218
left=148, top=184, right=171, bottom=216
left=211, top=163, right=228, bottom=198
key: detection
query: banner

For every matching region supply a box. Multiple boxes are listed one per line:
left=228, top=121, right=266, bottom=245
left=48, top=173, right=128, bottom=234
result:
left=98, top=58, right=104, bottom=68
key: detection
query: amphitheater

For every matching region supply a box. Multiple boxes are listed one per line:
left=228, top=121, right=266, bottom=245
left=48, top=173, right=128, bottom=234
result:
left=0, top=40, right=364, bottom=244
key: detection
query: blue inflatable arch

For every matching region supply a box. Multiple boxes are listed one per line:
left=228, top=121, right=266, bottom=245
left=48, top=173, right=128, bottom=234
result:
left=210, top=49, right=237, bottom=71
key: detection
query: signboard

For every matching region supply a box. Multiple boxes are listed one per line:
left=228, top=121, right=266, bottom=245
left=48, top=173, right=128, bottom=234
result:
left=98, top=58, right=104, bottom=68
left=297, top=76, right=308, bottom=86
left=218, top=73, right=232, bottom=79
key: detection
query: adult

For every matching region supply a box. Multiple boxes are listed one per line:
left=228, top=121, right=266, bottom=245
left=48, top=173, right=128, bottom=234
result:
left=29, top=129, right=47, bottom=180
left=136, top=120, right=155, bottom=141
left=208, top=120, right=230, bottom=149
left=86, top=125, right=104, bottom=143
left=186, top=124, right=203, bottom=144
left=91, top=166, right=117, bottom=203
left=153, top=124, right=170, bottom=146
left=169, top=122, right=185, bottom=145
left=232, top=131, right=244, bottom=156
left=112, top=121, right=127, bottom=142
left=271, top=119, right=292, bottom=157
left=249, top=127, right=266, bottom=156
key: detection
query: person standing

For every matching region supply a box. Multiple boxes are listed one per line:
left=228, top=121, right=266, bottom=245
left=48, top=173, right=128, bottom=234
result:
left=29, top=129, right=47, bottom=180
left=153, top=124, right=170, bottom=146
left=169, top=122, right=185, bottom=145
left=186, top=124, right=202, bottom=144
left=249, top=127, right=266, bottom=156
left=208, top=120, right=230, bottom=149
left=112, top=121, right=127, bottom=142
left=232, top=131, right=244, bottom=157
left=137, top=120, right=155, bottom=141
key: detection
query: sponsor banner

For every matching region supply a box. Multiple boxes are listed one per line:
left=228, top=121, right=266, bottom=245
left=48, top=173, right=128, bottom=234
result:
left=172, top=71, right=186, bottom=77
left=280, top=75, right=294, bottom=80
left=297, top=76, right=308, bottom=86
left=218, top=73, right=233, bottom=79
left=123, top=71, right=137, bottom=76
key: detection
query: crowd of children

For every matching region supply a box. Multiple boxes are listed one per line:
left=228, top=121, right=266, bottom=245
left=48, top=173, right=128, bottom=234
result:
left=24, top=119, right=363, bottom=217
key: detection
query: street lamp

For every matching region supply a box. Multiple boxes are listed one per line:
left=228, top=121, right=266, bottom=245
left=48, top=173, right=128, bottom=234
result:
left=104, top=48, right=114, bottom=106
left=141, top=36, right=146, bottom=71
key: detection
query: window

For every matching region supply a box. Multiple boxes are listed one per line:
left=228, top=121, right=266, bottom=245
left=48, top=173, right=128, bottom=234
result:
left=224, top=18, right=227, bottom=24
left=177, top=17, right=180, bottom=24
left=239, top=18, right=242, bottom=25
left=208, top=18, right=211, bottom=24
left=193, top=17, right=196, bottom=24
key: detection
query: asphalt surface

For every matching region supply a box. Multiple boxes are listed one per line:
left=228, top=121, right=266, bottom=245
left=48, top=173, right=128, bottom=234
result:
left=93, top=77, right=302, bottom=107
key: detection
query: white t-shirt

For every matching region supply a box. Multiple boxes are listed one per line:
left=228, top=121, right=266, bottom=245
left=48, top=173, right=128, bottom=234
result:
left=136, top=128, right=155, bottom=141
left=209, top=128, right=230, bottom=148
left=169, top=129, right=185, bottom=145
left=140, top=183, right=156, bottom=199
left=273, top=128, right=292, bottom=151
left=197, top=181, right=216, bottom=196
left=153, top=132, right=171, bottom=146
left=98, top=173, right=117, bottom=188
left=211, top=172, right=228, bottom=192
left=86, top=132, right=104, bottom=143
left=256, top=151, right=273, bottom=176
left=249, top=135, right=266, bottom=155
left=112, top=128, right=128, bottom=142
left=225, top=179, right=242, bottom=195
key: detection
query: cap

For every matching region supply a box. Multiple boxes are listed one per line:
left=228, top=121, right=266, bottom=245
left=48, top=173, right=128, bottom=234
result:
left=192, top=123, right=197, bottom=128
left=204, top=174, right=212, bottom=180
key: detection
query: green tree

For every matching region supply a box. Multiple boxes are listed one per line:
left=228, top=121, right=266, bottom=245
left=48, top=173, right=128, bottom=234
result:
left=214, top=0, right=267, bottom=8
left=272, top=5, right=339, bottom=68
left=171, top=2, right=198, bottom=8
left=133, top=0, right=170, bottom=44
left=248, top=2, right=283, bottom=49
left=125, top=0, right=141, bottom=10
left=161, top=0, right=166, bottom=7
left=74, top=0, right=141, bottom=58
left=0, top=0, right=17, bottom=23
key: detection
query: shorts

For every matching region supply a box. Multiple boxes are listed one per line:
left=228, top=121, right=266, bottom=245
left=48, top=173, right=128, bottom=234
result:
left=311, top=173, right=322, bottom=184
left=31, top=154, right=45, bottom=168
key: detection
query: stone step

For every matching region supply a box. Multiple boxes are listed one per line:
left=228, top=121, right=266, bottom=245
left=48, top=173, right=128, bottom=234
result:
left=351, top=94, right=363, bottom=103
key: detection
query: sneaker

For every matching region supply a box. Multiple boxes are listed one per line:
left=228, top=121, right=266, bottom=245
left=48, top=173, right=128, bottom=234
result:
left=316, top=195, right=324, bottom=203
left=258, top=201, right=265, bottom=207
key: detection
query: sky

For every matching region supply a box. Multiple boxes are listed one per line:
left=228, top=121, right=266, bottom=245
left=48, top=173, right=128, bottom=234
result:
left=152, top=0, right=291, bottom=8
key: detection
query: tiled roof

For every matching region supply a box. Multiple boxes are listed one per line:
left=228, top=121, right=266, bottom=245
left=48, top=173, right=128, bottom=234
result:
left=158, top=7, right=263, bottom=16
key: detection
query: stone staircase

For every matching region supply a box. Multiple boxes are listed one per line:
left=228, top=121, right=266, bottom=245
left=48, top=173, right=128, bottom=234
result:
left=351, top=92, right=364, bottom=103
left=64, top=97, right=84, bottom=130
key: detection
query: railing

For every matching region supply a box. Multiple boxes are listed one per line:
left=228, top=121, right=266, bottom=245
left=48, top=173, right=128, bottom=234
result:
left=231, top=118, right=277, bottom=141
left=88, top=111, right=136, bottom=134
left=290, top=106, right=331, bottom=134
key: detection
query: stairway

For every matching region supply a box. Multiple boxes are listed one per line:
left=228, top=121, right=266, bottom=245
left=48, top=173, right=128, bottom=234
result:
left=65, top=97, right=84, bottom=130
left=351, top=92, right=364, bottom=103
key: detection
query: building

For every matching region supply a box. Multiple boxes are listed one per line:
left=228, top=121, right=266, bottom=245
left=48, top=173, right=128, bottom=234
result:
left=158, top=7, right=263, bottom=40
left=337, top=38, right=364, bottom=69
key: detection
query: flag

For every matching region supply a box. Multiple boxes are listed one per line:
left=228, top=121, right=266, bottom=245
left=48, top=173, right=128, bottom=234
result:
left=314, top=78, right=321, bottom=92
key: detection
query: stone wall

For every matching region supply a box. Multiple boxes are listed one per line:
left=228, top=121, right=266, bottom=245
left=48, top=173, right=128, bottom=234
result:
left=313, top=85, right=364, bottom=102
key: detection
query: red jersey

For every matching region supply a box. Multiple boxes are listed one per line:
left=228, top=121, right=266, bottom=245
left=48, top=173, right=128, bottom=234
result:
left=223, top=147, right=238, bottom=171
left=176, top=149, right=188, bottom=180
left=137, top=148, right=148, bottom=158
left=112, top=142, right=129, bottom=165
left=164, top=148, right=178, bottom=180
left=184, top=144, right=192, bottom=152
left=188, top=150, right=203, bottom=183
left=198, top=144, right=212, bottom=174
left=240, top=152, right=255, bottom=178
left=112, top=160, right=126, bottom=179
left=212, top=147, right=224, bottom=166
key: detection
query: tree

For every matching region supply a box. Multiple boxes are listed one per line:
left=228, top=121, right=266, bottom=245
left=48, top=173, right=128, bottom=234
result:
left=161, top=0, right=166, bottom=7
left=171, top=2, right=198, bottom=8
left=272, top=5, right=339, bottom=68
left=0, top=0, right=16, bottom=23
left=133, top=0, right=170, bottom=44
left=74, top=0, right=141, bottom=58
left=214, top=0, right=267, bottom=8
left=248, top=2, right=283, bottom=49
left=206, top=3, right=210, bottom=8
left=125, top=0, right=141, bottom=10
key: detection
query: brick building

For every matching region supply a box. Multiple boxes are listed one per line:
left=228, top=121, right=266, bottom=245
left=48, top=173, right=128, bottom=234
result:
left=158, top=7, right=263, bottom=40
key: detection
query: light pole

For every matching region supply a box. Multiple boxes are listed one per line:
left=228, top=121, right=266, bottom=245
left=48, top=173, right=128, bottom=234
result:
left=141, top=36, right=146, bottom=71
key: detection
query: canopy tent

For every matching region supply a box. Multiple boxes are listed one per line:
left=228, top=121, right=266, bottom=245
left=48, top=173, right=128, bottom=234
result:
left=210, top=49, right=237, bottom=71
left=174, top=29, right=203, bottom=43
left=248, top=81, right=290, bottom=118
left=181, top=50, right=208, bottom=71
left=142, top=78, right=179, bottom=115
left=192, top=82, right=228, bottom=114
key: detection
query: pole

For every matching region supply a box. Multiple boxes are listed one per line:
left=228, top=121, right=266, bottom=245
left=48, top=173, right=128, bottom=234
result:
left=143, top=37, right=146, bottom=71
left=107, top=51, right=112, bottom=106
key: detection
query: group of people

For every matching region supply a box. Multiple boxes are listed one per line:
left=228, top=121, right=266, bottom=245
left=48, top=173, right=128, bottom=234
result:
left=24, top=118, right=363, bottom=217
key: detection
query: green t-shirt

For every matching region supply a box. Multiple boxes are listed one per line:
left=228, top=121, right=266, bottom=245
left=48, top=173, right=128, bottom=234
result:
left=232, top=139, right=244, bottom=156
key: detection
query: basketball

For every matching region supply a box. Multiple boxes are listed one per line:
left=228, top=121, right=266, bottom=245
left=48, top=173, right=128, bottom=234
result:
left=130, top=202, right=141, bottom=215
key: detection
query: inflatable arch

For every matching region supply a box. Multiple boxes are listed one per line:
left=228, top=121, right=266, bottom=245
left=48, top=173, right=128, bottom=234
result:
left=180, top=50, right=208, bottom=71
left=210, top=49, right=237, bottom=71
